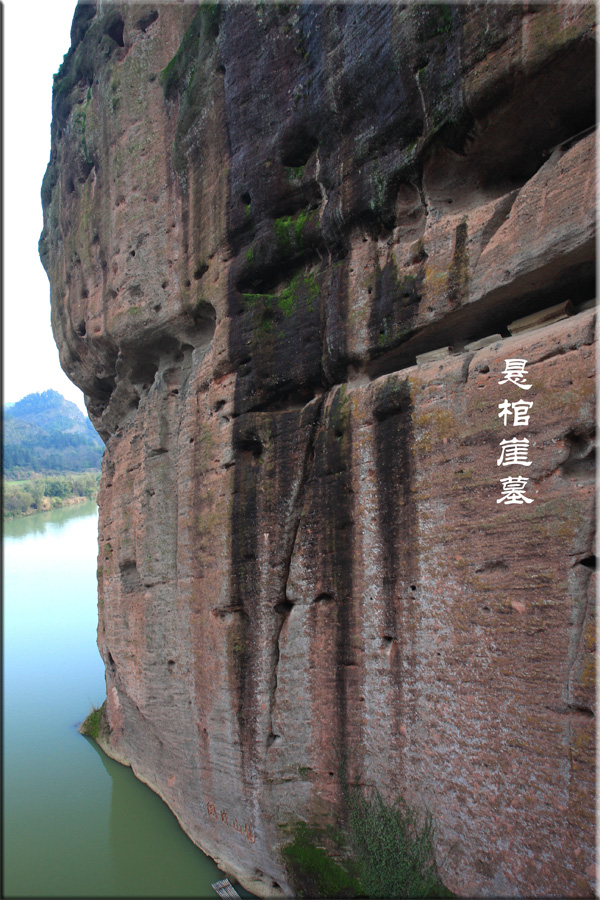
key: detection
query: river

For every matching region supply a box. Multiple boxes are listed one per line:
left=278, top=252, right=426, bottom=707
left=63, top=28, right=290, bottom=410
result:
left=3, top=501, right=244, bottom=898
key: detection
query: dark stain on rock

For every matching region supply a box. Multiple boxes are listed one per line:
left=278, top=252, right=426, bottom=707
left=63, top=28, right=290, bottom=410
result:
left=373, top=376, right=415, bottom=759
left=368, top=259, right=423, bottom=359
left=230, top=403, right=326, bottom=778
left=229, top=413, right=262, bottom=756
left=306, top=387, right=356, bottom=784
left=373, top=377, right=414, bottom=616
left=447, top=219, right=469, bottom=305
left=322, top=256, right=351, bottom=386
left=228, top=269, right=325, bottom=417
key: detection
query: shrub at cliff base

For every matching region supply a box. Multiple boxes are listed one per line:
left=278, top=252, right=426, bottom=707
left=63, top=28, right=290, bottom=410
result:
left=282, top=788, right=453, bottom=899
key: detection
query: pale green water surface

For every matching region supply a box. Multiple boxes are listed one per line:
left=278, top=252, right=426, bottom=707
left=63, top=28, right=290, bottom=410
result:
left=3, top=502, right=241, bottom=898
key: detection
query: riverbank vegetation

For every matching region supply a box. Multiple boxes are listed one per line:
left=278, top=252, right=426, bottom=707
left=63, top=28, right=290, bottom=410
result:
left=3, top=472, right=100, bottom=519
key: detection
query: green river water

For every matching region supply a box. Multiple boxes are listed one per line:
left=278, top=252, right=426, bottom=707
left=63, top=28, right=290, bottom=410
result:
left=3, top=501, right=245, bottom=898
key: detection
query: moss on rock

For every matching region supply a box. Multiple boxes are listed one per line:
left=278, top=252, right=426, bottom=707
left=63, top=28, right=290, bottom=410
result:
left=79, top=700, right=107, bottom=741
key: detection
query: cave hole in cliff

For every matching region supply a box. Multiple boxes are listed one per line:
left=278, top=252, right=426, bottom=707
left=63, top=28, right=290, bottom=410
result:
left=194, top=263, right=208, bottom=281
left=88, top=373, right=117, bottom=420
left=473, top=40, right=596, bottom=193
left=423, top=35, right=596, bottom=210
left=314, top=592, right=334, bottom=604
left=119, top=560, right=142, bottom=593
left=76, top=320, right=86, bottom=337
left=280, top=132, right=318, bottom=169
left=234, top=429, right=263, bottom=458
left=240, top=192, right=251, bottom=206
left=561, top=426, right=596, bottom=481
left=190, top=299, right=217, bottom=334
left=248, top=384, right=320, bottom=415
left=106, top=17, right=125, bottom=48
left=275, top=599, right=293, bottom=617
left=136, top=9, right=158, bottom=32
left=129, top=358, right=158, bottom=393
left=578, top=556, right=596, bottom=571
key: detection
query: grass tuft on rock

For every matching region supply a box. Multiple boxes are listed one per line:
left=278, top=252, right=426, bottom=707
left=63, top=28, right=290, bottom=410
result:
left=346, top=786, right=453, bottom=899
left=282, top=784, right=454, bottom=898
left=80, top=701, right=106, bottom=740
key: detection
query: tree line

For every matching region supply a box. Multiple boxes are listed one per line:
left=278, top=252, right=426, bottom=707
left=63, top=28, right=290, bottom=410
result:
left=3, top=472, right=101, bottom=519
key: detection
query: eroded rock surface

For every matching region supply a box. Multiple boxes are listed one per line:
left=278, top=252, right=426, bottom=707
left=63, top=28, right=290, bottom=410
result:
left=41, top=3, right=596, bottom=896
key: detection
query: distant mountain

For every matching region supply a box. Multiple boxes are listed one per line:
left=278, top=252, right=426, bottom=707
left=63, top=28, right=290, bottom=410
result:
left=3, top=390, right=104, bottom=477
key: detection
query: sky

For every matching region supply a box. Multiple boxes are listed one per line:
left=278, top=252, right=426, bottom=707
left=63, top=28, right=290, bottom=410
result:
left=3, top=0, right=87, bottom=412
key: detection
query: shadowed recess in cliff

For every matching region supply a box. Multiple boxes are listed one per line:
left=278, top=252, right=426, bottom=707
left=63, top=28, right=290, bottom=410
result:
left=87, top=303, right=216, bottom=441
left=229, top=401, right=324, bottom=779
left=229, top=416, right=261, bottom=759
left=228, top=253, right=326, bottom=416
left=305, top=387, right=357, bottom=787
left=368, top=258, right=424, bottom=362
left=268, top=399, right=325, bottom=751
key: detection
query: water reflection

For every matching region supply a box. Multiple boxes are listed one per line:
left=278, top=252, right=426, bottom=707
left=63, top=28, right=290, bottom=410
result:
left=3, top=499, right=98, bottom=539
left=84, top=737, right=224, bottom=897
left=4, top=502, right=242, bottom=898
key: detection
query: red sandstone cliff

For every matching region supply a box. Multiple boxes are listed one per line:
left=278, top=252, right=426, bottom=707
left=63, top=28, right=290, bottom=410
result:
left=41, top=3, right=595, bottom=896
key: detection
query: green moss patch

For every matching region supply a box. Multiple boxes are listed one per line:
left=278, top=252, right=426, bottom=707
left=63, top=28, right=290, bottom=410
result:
left=160, top=4, right=220, bottom=100
left=282, top=822, right=364, bottom=899
left=242, top=271, right=319, bottom=326
left=274, top=208, right=317, bottom=258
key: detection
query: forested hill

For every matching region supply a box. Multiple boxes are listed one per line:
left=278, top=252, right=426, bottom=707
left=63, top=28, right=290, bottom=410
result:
left=3, top=390, right=103, bottom=477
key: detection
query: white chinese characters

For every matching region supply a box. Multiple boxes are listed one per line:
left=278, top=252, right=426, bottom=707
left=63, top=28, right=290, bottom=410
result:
left=496, top=360, right=534, bottom=505
left=497, top=438, right=532, bottom=467
left=498, top=359, right=532, bottom=390
left=497, top=399, right=533, bottom=427
left=497, top=476, right=534, bottom=505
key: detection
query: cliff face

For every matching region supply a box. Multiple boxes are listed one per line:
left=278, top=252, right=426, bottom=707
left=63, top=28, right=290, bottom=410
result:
left=40, top=3, right=596, bottom=896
